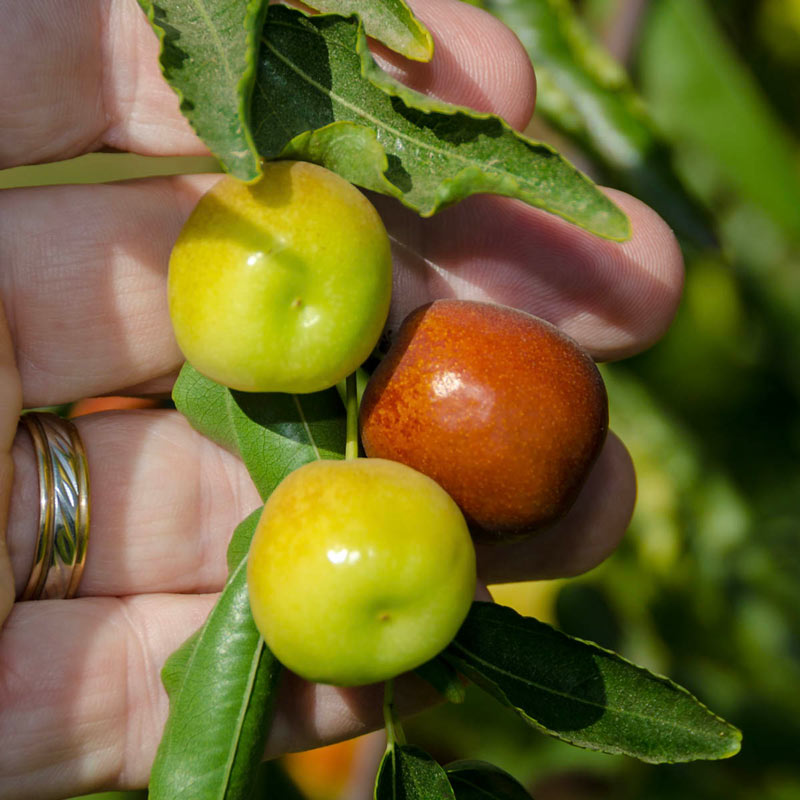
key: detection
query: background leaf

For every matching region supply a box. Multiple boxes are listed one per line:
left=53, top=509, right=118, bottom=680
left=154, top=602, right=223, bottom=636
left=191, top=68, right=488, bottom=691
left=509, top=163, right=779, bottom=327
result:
left=375, top=744, right=456, bottom=800
left=150, top=509, right=281, bottom=800
left=253, top=5, right=630, bottom=239
left=301, top=0, right=433, bottom=61
left=446, top=760, right=533, bottom=800
left=445, top=603, right=741, bottom=764
left=475, top=0, right=715, bottom=248
left=136, top=0, right=267, bottom=180
left=639, top=0, right=800, bottom=241
left=173, top=363, right=345, bottom=500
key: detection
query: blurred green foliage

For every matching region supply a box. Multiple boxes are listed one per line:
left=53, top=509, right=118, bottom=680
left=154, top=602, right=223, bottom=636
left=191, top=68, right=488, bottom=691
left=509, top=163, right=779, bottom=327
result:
left=407, top=1, right=800, bottom=798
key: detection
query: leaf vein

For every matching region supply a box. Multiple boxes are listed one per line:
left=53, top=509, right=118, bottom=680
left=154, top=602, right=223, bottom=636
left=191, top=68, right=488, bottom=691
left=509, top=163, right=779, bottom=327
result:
left=262, top=24, right=541, bottom=192
left=162, top=556, right=249, bottom=761
left=449, top=641, right=708, bottom=737
left=189, top=0, right=238, bottom=90
left=218, top=635, right=266, bottom=798
left=292, top=394, right=321, bottom=460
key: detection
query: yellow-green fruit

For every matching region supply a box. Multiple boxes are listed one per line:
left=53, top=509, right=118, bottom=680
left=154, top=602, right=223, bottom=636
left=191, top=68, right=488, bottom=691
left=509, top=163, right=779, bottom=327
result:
left=247, top=458, right=477, bottom=687
left=168, top=161, right=392, bottom=393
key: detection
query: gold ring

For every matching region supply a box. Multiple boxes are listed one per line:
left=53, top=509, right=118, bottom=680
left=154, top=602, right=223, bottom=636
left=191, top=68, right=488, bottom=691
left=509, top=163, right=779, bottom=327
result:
left=18, top=412, right=90, bottom=600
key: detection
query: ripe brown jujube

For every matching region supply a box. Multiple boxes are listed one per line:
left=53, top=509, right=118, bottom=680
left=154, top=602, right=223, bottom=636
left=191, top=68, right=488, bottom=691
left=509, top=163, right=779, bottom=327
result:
left=359, top=300, right=608, bottom=541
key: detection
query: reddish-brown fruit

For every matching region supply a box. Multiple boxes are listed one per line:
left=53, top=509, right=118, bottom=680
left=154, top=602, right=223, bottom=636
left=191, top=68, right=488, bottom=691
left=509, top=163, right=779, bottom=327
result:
left=359, top=300, right=608, bottom=541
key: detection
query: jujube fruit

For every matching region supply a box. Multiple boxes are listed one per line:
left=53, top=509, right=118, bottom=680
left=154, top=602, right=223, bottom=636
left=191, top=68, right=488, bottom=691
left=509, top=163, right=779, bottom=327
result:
left=247, top=458, right=476, bottom=687
left=359, top=299, right=608, bottom=541
left=168, top=160, right=392, bottom=394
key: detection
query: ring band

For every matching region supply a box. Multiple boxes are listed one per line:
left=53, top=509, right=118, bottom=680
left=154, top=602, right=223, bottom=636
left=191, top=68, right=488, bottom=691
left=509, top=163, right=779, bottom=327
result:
left=19, top=412, right=90, bottom=600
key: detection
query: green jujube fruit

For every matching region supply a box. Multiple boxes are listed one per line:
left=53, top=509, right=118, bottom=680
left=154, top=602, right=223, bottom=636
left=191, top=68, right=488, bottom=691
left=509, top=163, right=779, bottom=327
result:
left=247, top=458, right=477, bottom=687
left=168, top=160, right=392, bottom=393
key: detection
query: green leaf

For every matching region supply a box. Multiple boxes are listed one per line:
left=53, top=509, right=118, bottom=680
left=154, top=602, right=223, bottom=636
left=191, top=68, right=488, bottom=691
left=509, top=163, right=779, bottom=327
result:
left=445, top=602, right=742, bottom=763
left=375, top=744, right=456, bottom=800
left=136, top=0, right=267, bottom=181
left=477, top=0, right=715, bottom=248
left=150, top=509, right=281, bottom=800
left=253, top=5, right=630, bottom=240
left=155, top=371, right=347, bottom=798
left=279, top=121, right=403, bottom=196
left=301, top=0, right=433, bottom=61
left=414, top=656, right=466, bottom=704
left=172, top=363, right=345, bottom=500
left=446, top=760, right=533, bottom=800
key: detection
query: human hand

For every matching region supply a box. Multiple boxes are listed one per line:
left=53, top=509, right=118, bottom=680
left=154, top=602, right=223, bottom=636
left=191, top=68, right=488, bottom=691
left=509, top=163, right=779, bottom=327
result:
left=0, top=0, right=683, bottom=797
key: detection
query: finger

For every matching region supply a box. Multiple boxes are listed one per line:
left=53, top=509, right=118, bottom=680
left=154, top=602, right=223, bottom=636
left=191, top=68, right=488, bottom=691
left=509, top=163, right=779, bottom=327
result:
left=0, top=299, right=23, bottom=623
left=7, top=410, right=633, bottom=597
left=0, top=176, right=214, bottom=406
left=380, top=188, right=685, bottom=361
left=7, top=410, right=261, bottom=599
left=0, top=0, right=534, bottom=170
left=3, top=179, right=682, bottom=406
left=474, top=432, right=636, bottom=585
left=0, top=593, right=216, bottom=798
left=0, top=0, right=203, bottom=169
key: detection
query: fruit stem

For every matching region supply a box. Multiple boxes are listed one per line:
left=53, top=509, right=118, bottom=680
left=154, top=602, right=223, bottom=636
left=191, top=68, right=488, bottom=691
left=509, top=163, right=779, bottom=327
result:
left=382, top=679, right=406, bottom=747
left=345, top=372, right=359, bottom=461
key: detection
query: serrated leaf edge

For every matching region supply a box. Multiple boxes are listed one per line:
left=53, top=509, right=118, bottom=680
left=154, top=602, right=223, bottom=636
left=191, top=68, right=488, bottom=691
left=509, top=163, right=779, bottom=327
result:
left=221, top=617, right=267, bottom=796
left=445, top=604, right=742, bottom=764
left=352, top=15, right=628, bottom=236
left=137, top=0, right=267, bottom=181
left=263, top=9, right=630, bottom=238
left=240, top=0, right=272, bottom=181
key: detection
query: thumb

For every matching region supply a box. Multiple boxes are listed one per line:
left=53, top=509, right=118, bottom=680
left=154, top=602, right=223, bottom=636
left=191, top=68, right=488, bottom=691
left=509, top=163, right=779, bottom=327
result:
left=0, top=296, right=22, bottom=625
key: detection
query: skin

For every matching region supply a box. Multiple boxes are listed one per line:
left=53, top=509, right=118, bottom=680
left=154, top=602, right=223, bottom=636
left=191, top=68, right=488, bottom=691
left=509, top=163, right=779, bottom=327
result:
left=360, top=300, right=609, bottom=539
left=0, top=1, right=683, bottom=797
left=248, top=459, right=476, bottom=687
left=168, top=162, right=392, bottom=393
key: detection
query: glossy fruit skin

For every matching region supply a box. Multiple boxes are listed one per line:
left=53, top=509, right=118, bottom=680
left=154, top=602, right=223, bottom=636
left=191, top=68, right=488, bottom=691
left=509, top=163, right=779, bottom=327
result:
left=247, top=458, right=476, bottom=687
left=168, top=160, right=392, bottom=393
left=359, top=300, right=608, bottom=541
